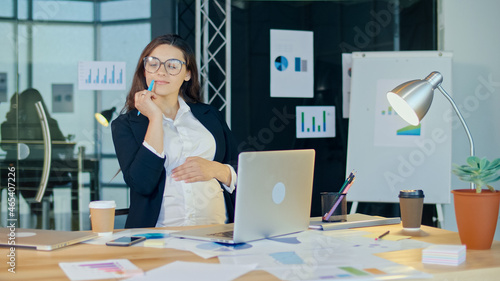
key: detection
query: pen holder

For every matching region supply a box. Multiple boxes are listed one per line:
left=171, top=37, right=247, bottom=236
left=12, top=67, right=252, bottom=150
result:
left=321, top=192, right=347, bottom=222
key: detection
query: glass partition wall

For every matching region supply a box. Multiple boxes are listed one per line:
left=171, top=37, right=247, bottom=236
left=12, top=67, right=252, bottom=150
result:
left=0, top=0, right=152, bottom=231
left=1, top=0, right=436, bottom=231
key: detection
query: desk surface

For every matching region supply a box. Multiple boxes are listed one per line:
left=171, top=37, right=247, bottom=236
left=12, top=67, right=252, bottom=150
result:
left=2, top=223, right=500, bottom=281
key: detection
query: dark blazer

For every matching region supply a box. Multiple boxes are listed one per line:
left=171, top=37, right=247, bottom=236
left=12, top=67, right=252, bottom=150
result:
left=111, top=102, right=238, bottom=228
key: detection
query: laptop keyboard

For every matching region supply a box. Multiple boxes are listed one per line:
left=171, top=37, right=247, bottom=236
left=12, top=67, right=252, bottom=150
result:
left=208, top=230, right=234, bottom=238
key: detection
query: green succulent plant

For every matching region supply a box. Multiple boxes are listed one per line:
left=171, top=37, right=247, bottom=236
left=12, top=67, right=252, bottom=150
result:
left=452, top=156, right=500, bottom=193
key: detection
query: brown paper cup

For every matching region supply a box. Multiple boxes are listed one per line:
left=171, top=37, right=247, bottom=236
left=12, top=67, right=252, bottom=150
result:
left=89, top=200, right=116, bottom=236
left=399, top=190, right=424, bottom=230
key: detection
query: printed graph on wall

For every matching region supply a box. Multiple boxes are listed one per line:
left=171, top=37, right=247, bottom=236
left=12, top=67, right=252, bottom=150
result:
left=270, top=29, right=314, bottom=98
left=296, top=106, right=336, bottom=139
left=78, top=61, right=126, bottom=91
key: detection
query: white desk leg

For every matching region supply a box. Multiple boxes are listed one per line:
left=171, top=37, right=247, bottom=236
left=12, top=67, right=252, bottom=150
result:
left=350, top=201, right=358, bottom=214
left=435, top=203, right=444, bottom=228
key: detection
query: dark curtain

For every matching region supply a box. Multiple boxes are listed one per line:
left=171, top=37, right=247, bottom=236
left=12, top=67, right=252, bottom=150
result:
left=230, top=0, right=437, bottom=226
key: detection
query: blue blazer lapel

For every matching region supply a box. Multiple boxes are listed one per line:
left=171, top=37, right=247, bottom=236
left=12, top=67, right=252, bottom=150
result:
left=129, top=109, right=150, bottom=145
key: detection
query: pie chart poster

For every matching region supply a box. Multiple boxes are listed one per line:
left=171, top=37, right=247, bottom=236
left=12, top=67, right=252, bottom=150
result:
left=270, top=29, right=314, bottom=98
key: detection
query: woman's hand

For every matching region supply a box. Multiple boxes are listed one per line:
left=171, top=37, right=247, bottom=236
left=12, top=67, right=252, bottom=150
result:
left=134, top=90, right=162, bottom=119
left=137, top=89, right=164, bottom=154
left=172, top=156, right=231, bottom=186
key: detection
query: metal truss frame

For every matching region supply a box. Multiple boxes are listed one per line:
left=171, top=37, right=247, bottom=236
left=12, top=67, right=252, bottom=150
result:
left=195, top=0, right=231, bottom=127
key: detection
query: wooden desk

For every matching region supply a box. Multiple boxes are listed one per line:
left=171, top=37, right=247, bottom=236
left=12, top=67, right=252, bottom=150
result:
left=2, top=224, right=500, bottom=280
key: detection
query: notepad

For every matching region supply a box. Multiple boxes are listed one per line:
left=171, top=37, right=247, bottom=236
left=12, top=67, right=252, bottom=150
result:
left=144, top=240, right=165, bottom=248
left=422, top=245, right=466, bottom=266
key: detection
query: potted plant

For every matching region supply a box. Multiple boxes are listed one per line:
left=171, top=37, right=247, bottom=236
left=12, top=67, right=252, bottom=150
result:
left=451, top=156, right=500, bottom=250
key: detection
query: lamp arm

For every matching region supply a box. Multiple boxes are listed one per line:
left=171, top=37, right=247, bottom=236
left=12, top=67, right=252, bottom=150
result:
left=437, top=85, right=475, bottom=190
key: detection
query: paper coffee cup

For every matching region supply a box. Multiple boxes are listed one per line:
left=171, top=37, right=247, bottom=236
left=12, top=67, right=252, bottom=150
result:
left=89, top=200, right=116, bottom=236
left=399, top=190, right=424, bottom=230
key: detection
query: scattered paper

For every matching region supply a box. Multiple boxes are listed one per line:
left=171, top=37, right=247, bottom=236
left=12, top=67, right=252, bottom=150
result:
left=125, top=261, right=257, bottom=281
left=215, top=230, right=432, bottom=280
left=77, top=227, right=433, bottom=280
left=219, top=249, right=432, bottom=281
left=59, top=259, right=143, bottom=280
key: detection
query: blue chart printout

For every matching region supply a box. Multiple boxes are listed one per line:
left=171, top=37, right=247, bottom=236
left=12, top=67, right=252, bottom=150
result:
left=270, top=29, right=314, bottom=98
left=78, top=61, right=126, bottom=90
left=296, top=106, right=336, bottom=138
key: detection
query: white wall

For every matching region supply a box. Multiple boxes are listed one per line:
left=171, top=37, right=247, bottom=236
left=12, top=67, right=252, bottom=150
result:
left=439, top=0, right=500, bottom=241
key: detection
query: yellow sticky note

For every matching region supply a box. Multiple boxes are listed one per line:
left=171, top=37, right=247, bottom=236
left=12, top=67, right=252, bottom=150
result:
left=143, top=239, right=165, bottom=248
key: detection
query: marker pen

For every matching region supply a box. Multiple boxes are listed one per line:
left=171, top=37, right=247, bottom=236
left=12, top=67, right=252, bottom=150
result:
left=138, top=79, right=155, bottom=116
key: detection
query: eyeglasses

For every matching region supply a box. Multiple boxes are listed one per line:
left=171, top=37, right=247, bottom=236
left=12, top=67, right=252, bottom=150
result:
left=143, top=56, right=186, bottom=76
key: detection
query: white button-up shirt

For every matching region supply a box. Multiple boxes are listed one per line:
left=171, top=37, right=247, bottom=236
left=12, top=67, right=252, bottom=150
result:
left=143, top=97, right=236, bottom=227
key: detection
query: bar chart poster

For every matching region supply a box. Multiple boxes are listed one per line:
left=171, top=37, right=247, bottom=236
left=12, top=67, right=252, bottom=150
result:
left=296, top=106, right=335, bottom=138
left=78, top=61, right=126, bottom=90
left=270, top=29, right=314, bottom=98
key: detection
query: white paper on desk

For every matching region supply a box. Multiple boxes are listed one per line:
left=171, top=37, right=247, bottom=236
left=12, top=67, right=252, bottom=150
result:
left=59, top=259, right=143, bottom=281
left=319, top=229, right=432, bottom=253
left=124, top=261, right=257, bottom=281
left=83, top=229, right=175, bottom=245
left=217, top=229, right=434, bottom=280
left=177, top=229, right=431, bottom=259
left=182, top=231, right=336, bottom=259
left=220, top=249, right=432, bottom=281
left=153, top=228, right=431, bottom=261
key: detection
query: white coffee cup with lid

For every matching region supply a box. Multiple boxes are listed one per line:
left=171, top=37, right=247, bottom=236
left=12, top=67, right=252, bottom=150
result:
left=89, top=200, right=116, bottom=236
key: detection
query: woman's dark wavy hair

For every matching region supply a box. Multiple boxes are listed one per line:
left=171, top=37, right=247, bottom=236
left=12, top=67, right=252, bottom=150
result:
left=123, top=34, right=201, bottom=113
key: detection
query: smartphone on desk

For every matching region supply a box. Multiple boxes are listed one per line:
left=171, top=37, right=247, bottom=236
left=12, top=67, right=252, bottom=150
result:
left=106, top=236, right=146, bottom=247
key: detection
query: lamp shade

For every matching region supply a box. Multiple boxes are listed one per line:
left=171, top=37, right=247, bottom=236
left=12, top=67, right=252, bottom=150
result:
left=386, top=71, right=475, bottom=189
left=386, top=72, right=443, bottom=126
left=95, top=107, right=116, bottom=127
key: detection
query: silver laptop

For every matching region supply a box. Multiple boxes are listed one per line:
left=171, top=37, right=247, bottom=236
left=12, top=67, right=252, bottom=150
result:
left=171, top=149, right=315, bottom=244
left=0, top=228, right=97, bottom=251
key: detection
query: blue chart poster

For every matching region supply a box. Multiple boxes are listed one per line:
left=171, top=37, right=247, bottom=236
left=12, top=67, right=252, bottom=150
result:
left=78, top=61, right=126, bottom=91
left=270, top=29, right=314, bottom=98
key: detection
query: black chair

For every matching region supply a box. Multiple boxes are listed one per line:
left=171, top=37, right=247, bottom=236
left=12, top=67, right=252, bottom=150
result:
left=114, top=208, right=129, bottom=229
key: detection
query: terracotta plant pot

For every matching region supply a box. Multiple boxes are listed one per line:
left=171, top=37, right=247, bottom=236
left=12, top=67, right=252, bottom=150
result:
left=452, top=189, right=500, bottom=250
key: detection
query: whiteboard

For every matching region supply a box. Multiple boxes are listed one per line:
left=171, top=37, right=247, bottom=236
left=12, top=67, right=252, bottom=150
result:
left=346, top=51, right=453, bottom=204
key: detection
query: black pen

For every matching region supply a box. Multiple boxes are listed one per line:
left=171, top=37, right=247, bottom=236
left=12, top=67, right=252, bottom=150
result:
left=375, top=230, right=390, bottom=240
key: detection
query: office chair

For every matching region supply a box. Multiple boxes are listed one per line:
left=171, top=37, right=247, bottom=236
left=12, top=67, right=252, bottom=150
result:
left=114, top=208, right=129, bottom=229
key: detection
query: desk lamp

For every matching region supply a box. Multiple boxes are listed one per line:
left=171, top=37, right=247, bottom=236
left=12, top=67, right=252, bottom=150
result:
left=95, top=107, right=116, bottom=127
left=386, top=71, right=475, bottom=189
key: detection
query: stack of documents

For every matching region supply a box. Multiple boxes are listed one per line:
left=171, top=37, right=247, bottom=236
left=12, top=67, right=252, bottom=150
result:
left=422, top=245, right=466, bottom=266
